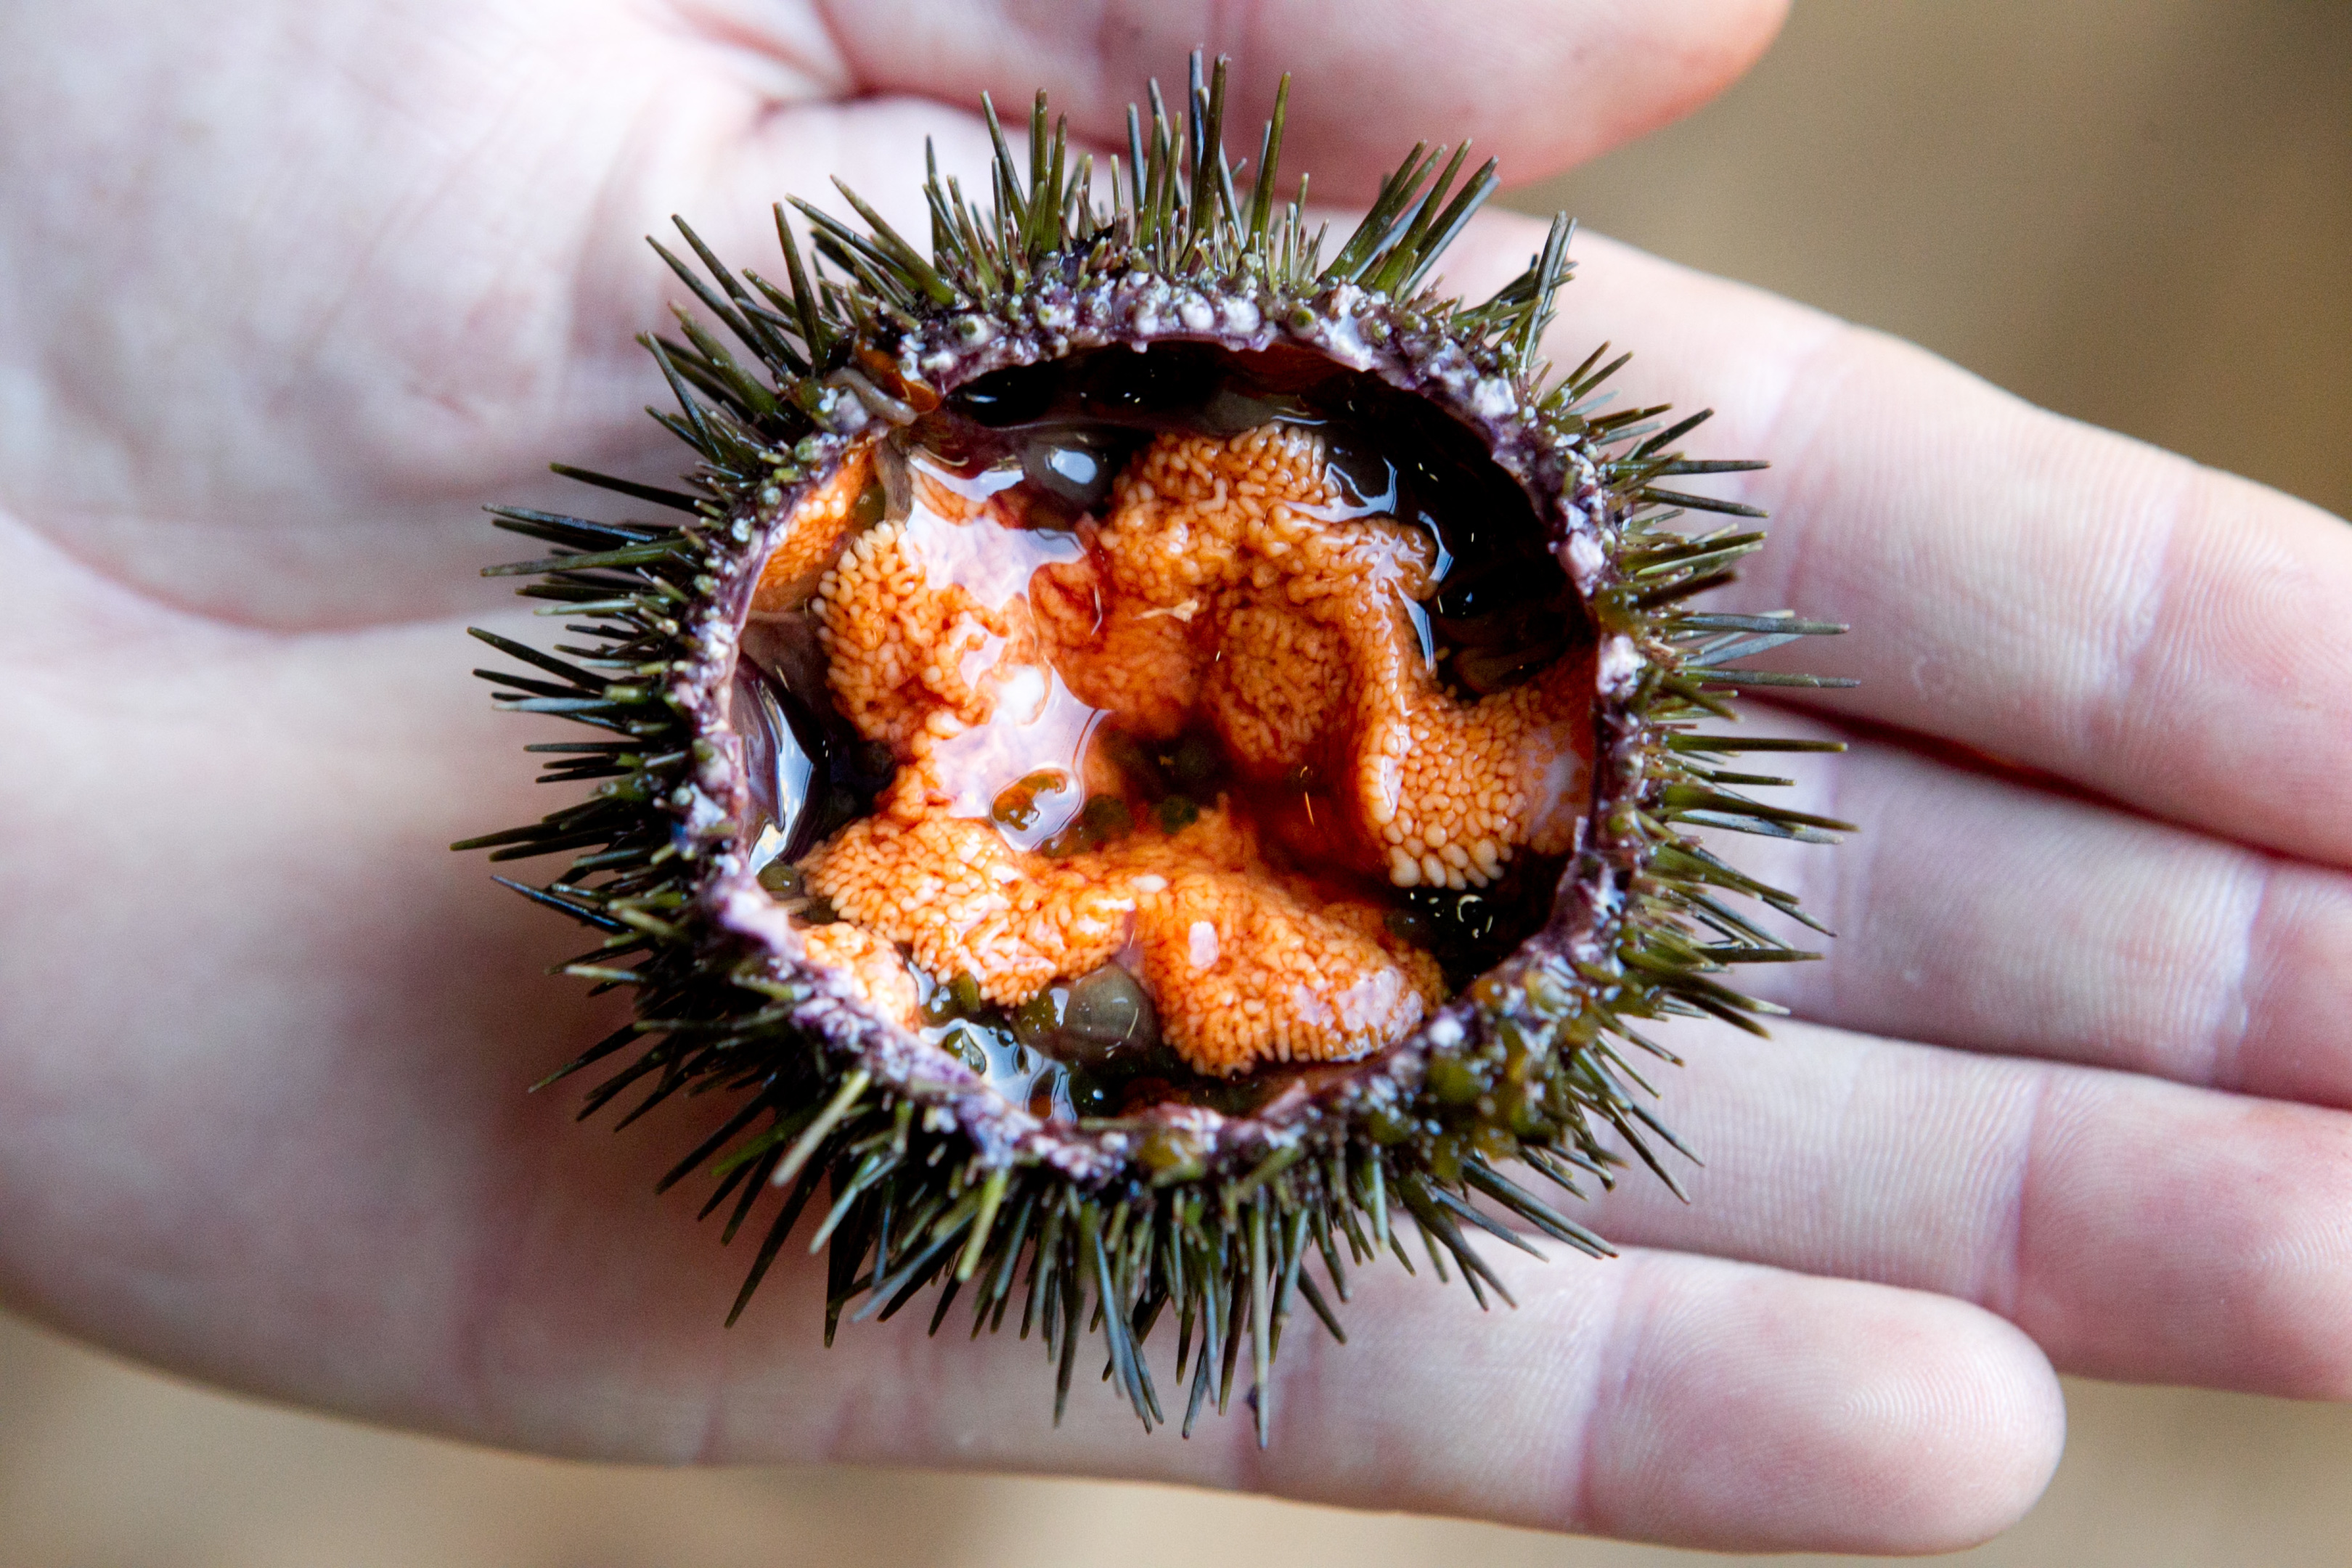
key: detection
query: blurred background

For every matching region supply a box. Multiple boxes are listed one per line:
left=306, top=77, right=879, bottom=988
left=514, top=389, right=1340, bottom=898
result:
left=3, top=1, right=2345, bottom=1562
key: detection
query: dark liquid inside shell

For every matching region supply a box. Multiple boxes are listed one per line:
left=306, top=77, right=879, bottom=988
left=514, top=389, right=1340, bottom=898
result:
left=734, top=344, right=1594, bottom=1122
left=947, top=342, right=1579, bottom=646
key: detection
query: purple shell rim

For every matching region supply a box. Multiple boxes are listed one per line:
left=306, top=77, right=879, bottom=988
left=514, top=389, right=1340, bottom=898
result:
left=665, top=277, right=1652, bottom=1186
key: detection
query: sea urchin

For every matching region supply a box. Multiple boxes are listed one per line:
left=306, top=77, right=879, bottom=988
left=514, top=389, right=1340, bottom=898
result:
left=460, top=57, right=1850, bottom=1442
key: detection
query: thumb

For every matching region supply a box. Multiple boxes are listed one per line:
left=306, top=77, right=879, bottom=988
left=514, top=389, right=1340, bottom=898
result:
left=809, top=0, right=1788, bottom=195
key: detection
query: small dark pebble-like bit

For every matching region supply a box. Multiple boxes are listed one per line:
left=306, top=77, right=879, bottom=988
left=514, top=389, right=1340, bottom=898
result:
left=1035, top=793, right=1133, bottom=857
left=1167, top=732, right=1223, bottom=792
left=1013, top=964, right=1163, bottom=1068
left=950, top=971, right=984, bottom=1014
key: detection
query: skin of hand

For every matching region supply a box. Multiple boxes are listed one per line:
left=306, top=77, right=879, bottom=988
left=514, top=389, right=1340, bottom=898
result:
left=5, top=0, right=2350, bottom=1553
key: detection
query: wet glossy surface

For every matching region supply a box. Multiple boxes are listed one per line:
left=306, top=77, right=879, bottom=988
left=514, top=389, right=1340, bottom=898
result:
left=737, top=343, right=1593, bottom=1118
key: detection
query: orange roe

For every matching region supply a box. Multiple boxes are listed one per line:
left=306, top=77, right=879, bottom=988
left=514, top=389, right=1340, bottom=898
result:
left=751, top=443, right=874, bottom=613
left=806, top=803, right=1444, bottom=1074
left=770, top=422, right=1593, bottom=1077
left=1055, top=425, right=1596, bottom=889
left=799, top=920, right=920, bottom=1030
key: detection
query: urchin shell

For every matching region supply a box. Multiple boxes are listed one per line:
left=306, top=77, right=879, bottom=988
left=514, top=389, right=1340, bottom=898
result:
left=462, top=58, right=1848, bottom=1440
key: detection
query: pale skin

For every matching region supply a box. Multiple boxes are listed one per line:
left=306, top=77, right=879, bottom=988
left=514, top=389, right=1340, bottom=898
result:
left=4, top=0, right=2349, bottom=1553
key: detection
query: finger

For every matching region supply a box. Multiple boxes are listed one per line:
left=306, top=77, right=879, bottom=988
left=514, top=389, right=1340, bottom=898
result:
left=1581, top=1014, right=2352, bottom=1399
left=810, top=0, right=1789, bottom=198
left=1458, top=222, right=2352, bottom=867
left=652, top=1246, right=2057, bottom=1555
left=1667, top=710, right=2352, bottom=1108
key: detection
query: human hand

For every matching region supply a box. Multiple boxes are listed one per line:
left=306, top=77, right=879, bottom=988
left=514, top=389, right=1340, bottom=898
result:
left=7, top=0, right=2349, bottom=1556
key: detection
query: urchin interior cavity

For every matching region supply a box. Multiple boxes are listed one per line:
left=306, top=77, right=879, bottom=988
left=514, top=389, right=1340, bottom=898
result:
left=732, top=344, right=1596, bottom=1116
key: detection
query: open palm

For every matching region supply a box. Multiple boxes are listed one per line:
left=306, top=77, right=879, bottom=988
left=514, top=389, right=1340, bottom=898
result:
left=7, top=0, right=2349, bottom=1555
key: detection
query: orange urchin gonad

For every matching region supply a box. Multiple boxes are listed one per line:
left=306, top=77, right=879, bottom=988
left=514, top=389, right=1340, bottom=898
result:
left=461, top=55, right=1850, bottom=1442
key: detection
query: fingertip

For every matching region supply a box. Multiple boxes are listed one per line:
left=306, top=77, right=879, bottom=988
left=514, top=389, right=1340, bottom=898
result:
left=1580, top=1261, right=2063, bottom=1554
left=1819, top=1294, right=2066, bottom=1553
left=1522, top=0, right=1791, bottom=184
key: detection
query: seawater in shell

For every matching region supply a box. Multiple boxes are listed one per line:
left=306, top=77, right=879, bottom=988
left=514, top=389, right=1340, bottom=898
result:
left=733, top=344, right=1597, bottom=1121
